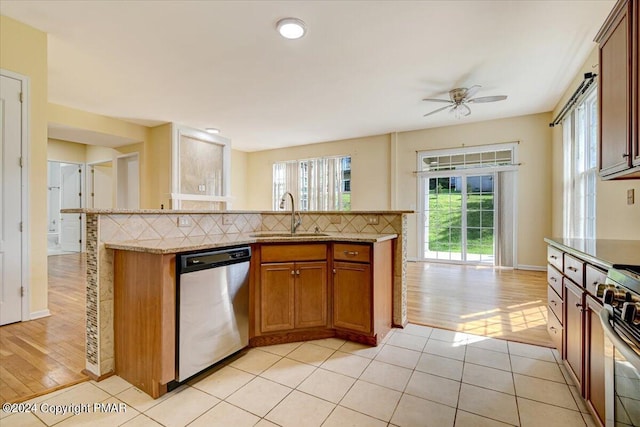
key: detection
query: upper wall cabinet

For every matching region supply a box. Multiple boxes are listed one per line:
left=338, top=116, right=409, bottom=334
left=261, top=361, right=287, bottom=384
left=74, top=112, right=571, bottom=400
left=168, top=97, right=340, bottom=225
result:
left=596, top=0, right=640, bottom=179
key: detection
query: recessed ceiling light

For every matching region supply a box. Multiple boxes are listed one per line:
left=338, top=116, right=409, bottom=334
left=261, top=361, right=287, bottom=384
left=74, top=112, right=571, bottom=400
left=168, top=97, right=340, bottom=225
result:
left=205, top=128, right=220, bottom=134
left=276, top=18, right=306, bottom=40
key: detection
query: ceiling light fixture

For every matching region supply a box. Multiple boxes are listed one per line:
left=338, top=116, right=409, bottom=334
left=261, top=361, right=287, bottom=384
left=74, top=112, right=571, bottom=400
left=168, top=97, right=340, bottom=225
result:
left=205, top=128, right=220, bottom=134
left=276, top=18, right=306, bottom=40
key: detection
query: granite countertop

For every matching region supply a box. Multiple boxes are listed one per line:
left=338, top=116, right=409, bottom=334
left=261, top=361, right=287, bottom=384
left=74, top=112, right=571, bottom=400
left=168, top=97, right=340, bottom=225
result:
left=544, top=237, right=640, bottom=269
left=62, top=208, right=414, bottom=215
left=105, top=232, right=398, bottom=254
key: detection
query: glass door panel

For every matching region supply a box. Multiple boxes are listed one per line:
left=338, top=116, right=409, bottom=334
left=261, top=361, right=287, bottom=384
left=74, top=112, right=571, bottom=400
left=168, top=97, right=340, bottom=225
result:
left=423, top=174, right=495, bottom=264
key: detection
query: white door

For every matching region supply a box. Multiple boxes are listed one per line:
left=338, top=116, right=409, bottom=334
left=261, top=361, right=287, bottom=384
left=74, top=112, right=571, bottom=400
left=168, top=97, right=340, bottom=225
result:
left=0, top=74, right=23, bottom=325
left=60, top=163, right=81, bottom=252
left=117, top=154, right=139, bottom=209
left=91, top=163, right=113, bottom=208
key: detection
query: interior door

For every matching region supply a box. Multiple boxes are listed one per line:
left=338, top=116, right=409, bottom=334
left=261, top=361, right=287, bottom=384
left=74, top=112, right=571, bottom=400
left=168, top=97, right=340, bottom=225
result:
left=91, top=162, right=113, bottom=208
left=60, top=163, right=81, bottom=252
left=0, top=74, right=24, bottom=325
left=117, top=154, right=139, bottom=209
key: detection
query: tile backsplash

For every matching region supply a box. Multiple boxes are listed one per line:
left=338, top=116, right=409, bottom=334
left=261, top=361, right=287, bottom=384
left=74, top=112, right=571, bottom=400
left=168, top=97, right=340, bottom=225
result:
left=84, top=211, right=408, bottom=378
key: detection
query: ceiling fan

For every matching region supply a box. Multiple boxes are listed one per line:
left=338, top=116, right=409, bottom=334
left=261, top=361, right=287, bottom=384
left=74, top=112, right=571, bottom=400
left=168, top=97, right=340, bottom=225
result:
left=423, top=85, right=507, bottom=118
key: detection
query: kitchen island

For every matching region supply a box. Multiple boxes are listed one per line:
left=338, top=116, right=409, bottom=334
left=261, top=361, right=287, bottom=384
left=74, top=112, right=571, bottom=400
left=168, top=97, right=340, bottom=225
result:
left=66, top=209, right=410, bottom=397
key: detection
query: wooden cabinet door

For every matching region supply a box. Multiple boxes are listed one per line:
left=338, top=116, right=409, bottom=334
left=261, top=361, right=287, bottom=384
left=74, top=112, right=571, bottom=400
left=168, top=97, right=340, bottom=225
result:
left=599, top=1, right=632, bottom=176
left=585, top=296, right=605, bottom=426
left=260, top=262, right=295, bottom=332
left=634, top=0, right=640, bottom=167
left=333, top=262, right=372, bottom=334
left=294, top=262, right=328, bottom=329
left=564, top=278, right=585, bottom=390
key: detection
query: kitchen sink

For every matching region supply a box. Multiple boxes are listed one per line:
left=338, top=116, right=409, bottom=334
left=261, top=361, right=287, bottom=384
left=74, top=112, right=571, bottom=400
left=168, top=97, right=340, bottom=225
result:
left=250, top=232, right=330, bottom=238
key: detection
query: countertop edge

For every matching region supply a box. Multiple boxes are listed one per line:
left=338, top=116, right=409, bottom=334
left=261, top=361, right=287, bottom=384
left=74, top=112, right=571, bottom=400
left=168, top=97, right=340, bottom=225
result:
left=105, top=233, right=398, bottom=254
left=63, top=209, right=414, bottom=215
left=544, top=238, right=613, bottom=270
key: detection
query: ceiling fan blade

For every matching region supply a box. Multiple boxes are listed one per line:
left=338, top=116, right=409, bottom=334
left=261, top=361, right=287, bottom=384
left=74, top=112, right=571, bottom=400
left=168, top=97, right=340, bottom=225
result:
left=464, top=85, right=481, bottom=100
left=467, top=95, right=507, bottom=103
left=423, top=105, right=453, bottom=117
left=460, top=103, right=471, bottom=116
left=422, top=98, right=452, bottom=103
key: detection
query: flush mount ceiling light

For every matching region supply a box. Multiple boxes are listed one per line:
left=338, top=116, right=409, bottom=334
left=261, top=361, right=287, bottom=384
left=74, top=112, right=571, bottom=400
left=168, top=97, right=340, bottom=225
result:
left=276, top=18, right=306, bottom=39
left=205, top=128, right=220, bottom=134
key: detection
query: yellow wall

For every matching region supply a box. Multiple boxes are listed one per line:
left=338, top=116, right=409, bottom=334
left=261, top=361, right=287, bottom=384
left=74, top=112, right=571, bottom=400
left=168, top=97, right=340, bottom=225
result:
left=396, top=113, right=553, bottom=266
left=148, top=124, right=172, bottom=209
left=550, top=47, right=640, bottom=240
left=48, top=138, right=87, bottom=164
left=1, top=15, right=49, bottom=314
left=244, top=114, right=552, bottom=267
left=245, top=134, right=391, bottom=211
left=231, top=149, right=249, bottom=209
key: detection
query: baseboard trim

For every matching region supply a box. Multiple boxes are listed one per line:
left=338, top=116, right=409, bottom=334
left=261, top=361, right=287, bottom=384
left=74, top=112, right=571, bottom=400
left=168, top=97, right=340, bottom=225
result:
left=30, top=309, right=51, bottom=320
left=516, top=264, right=546, bottom=271
left=82, top=369, right=114, bottom=382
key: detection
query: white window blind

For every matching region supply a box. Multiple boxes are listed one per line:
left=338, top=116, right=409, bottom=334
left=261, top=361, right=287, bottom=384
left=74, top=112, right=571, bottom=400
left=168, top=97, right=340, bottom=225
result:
left=563, top=88, right=597, bottom=239
left=273, top=156, right=351, bottom=211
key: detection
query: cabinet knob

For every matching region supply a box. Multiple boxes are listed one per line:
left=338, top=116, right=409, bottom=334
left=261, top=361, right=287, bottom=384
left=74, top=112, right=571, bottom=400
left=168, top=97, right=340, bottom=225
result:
left=550, top=255, right=558, bottom=260
left=568, top=266, right=578, bottom=272
left=333, top=269, right=336, bottom=274
left=296, top=270, right=300, bottom=275
left=291, top=270, right=295, bottom=275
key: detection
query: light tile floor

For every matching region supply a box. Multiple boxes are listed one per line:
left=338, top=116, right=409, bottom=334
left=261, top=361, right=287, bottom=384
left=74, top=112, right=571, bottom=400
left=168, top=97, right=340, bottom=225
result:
left=0, top=325, right=597, bottom=427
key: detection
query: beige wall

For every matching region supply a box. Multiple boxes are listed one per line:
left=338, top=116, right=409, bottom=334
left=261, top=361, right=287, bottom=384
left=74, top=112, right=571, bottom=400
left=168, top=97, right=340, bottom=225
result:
left=148, top=124, right=172, bottom=209
left=395, top=113, right=553, bottom=266
left=550, top=47, right=640, bottom=240
left=245, top=134, right=391, bottom=211
left=1, top=15, right=49, bottom=314
left=231, top=149, right=249, bottom=209
left=243, top=114, right=552, bottom=267
left=48, top=138, right=87, bottom=164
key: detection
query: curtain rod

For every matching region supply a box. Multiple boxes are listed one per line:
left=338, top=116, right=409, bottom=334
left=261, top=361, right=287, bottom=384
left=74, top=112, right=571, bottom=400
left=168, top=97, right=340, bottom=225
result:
left=549, top=72, right=597, bottom=127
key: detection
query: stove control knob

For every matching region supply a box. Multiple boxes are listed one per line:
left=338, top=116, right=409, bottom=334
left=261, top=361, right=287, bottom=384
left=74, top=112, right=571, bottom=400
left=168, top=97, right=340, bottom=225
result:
left=603, top=288, right=616, bottom=305
left=622, top=302, right=639, bottom=325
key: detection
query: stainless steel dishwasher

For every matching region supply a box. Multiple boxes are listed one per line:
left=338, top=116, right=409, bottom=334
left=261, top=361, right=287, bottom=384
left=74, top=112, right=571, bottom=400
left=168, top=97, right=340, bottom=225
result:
left=176, top=246, right=251, bottom=382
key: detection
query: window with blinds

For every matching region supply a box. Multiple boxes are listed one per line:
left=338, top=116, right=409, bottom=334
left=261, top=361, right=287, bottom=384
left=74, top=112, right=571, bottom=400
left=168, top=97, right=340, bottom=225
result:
left=273, top=156, right=351, bottom=211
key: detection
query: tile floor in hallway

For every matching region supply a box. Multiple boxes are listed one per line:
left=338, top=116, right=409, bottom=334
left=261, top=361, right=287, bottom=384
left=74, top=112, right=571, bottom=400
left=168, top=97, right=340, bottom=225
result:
left=0, top=324, right=597, bottom=427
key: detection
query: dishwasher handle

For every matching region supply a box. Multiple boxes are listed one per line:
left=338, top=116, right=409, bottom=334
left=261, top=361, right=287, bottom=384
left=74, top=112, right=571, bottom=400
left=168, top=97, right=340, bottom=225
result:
left=179, top=246, right=252, bottom=273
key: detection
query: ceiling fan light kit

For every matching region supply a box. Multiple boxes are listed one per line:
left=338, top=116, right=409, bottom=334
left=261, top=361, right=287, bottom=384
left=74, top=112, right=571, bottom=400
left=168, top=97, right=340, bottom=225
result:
left=423, top=85, right=507, bottom=118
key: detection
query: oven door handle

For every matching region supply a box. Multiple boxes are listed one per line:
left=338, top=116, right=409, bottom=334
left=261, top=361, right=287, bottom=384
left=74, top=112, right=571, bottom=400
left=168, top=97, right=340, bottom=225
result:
left=599, top=304, right=640, bottom=372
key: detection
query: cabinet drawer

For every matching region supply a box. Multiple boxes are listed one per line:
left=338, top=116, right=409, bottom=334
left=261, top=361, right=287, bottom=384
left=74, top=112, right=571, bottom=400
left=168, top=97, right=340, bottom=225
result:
left=547, top=307, right=563, bottom=353
left=333, top=243, right=371, bottom=263
left=547, top=285, right=563, bottom=324
left=547, top=246, right=563, bottom=271
left=547, top=265, right=563, bottom=297
left=261, top=244, right=327, bottom=262
left=564, top=254, right=584, bottom=286
left=585, top=264, right=607, bottom=298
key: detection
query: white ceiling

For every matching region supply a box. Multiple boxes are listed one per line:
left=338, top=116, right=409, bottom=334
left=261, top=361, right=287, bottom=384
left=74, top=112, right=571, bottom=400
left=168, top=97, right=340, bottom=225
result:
left=2, top=1, right=614, bottom=152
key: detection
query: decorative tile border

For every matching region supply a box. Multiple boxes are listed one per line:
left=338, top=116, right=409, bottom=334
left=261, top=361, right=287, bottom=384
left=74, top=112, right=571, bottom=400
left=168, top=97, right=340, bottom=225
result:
left=84, top=211, right=408, bottom=377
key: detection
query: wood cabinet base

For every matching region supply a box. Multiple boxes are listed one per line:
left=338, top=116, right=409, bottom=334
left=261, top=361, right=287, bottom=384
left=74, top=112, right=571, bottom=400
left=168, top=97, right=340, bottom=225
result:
left=248, top=326, right=390, bottom=348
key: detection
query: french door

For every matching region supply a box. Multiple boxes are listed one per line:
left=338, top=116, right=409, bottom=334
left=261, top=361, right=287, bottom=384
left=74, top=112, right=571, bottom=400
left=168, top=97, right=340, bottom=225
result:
left=421, top=173, right=496, bottom=264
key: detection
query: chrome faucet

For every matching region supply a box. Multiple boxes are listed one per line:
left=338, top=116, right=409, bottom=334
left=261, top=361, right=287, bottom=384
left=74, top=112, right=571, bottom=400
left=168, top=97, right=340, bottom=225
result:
left=279, top=191, right=302, bottom=234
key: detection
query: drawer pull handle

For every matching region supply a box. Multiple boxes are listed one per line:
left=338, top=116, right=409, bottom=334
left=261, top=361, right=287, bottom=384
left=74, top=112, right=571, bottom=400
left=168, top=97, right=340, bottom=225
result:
left=549, top=326, right=557, bottom=333
left=550, top=300, right=557, bottom=304
left=550, top=255, right=558, bottom=260
left=568, top=266, right=578, bottom=272
left=550, top=277, right=557, bottom=282
left=344, top=251, right=359, bottom=256
left=623, top=153, right=630, bottom=158
left=576, top=303, right=583, bottom=308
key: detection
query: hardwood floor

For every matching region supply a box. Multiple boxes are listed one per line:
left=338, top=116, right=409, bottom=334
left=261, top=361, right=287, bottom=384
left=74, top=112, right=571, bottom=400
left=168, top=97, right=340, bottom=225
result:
left=0, top=254, right=88, bottom=404
left=407, top=261, right=553, bottom=347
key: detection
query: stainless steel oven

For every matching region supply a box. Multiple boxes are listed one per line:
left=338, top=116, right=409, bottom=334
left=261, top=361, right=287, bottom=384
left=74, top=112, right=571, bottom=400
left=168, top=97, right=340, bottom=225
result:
left=599, top=267, right=640, bottom=427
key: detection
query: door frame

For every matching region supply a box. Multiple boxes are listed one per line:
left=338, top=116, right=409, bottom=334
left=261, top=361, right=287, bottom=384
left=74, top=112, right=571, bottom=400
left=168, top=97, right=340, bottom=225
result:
left=52, top=160, right=85, bottom=253
left=115, top=152, right=140, bottom=209
left=87, top=159, right=114, bottom=209
left=1, top=68, right=31, bottom=321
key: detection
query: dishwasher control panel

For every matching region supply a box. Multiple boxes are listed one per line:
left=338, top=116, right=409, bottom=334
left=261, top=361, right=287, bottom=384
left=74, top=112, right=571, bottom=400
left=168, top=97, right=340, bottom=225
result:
left=179, top=246, right=252, bottom=273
